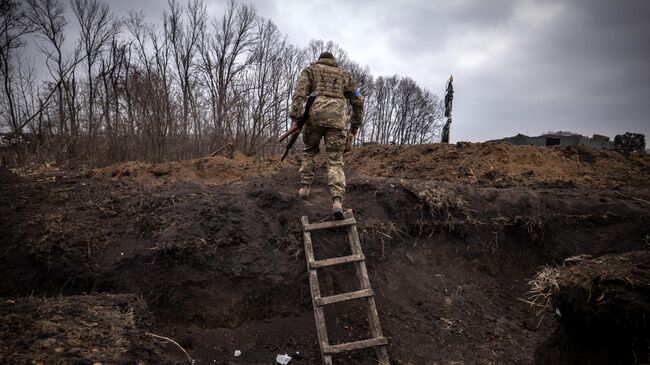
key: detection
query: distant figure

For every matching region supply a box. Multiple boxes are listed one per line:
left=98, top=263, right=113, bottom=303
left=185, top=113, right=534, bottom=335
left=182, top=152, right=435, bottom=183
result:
left=442, top=74, right=454, bottom=143
left=289, top=52, right=364, bottom=219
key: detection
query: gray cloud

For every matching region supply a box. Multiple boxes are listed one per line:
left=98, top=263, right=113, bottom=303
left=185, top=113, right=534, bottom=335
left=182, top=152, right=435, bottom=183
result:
left=250, top=0, right=650, bottom=141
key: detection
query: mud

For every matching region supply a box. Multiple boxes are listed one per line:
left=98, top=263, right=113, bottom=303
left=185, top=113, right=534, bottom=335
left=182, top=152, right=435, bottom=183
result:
left=1, top=143, right=650, bottom=364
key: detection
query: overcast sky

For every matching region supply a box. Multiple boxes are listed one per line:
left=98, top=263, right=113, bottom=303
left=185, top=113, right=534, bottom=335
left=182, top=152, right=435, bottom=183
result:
left=85, top=0, right=650, bottom=142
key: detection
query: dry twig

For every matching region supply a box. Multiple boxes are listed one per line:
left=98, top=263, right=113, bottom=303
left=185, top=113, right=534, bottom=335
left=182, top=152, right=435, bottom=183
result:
left=145, top=332, right=195, bottom=364
left=614, top=191, right=650, bottom=205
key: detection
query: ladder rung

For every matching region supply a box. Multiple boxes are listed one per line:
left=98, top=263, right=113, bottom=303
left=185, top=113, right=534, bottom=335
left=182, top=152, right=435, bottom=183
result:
left=303, top=218, right=356, bottom=231
left=315, top=288, right=373, bottom=306
left=309, top=254, right=365, bottom=269
left=323, top=336, right=388, bottom=354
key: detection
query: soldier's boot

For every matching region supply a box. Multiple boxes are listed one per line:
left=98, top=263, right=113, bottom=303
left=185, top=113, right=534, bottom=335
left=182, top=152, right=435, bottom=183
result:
left=332, top=197, right=344, bottom=220
left=299, top=184, right=310, bottom=200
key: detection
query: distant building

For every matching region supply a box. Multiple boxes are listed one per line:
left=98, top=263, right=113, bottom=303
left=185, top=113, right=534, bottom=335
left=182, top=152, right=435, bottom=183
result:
left=487, top=133, right=614, bottom=149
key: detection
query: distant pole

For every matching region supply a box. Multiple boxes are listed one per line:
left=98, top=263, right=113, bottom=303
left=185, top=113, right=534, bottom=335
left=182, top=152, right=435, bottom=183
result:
left=442, top=74, right=453, bottom=143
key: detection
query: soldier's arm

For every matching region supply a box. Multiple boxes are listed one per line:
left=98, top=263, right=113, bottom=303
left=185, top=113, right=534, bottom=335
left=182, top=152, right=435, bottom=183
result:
left=289, top=68, right=312, bottom=120
left=344, top=79, right=364, bottom=132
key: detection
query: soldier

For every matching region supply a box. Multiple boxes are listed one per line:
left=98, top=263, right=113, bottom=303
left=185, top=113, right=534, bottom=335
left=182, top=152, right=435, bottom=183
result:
left=289, top=51, right=364, bottom=219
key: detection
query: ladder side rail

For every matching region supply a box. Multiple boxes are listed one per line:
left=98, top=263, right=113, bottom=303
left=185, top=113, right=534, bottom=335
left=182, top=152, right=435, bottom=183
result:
left=302, top=216, right=333, bottom=365
left=344, top=210, right=391, bottom=365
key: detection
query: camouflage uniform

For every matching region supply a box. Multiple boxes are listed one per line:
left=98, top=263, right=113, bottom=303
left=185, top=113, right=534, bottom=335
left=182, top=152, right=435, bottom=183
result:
left=289, top=55, right=364, bottom=199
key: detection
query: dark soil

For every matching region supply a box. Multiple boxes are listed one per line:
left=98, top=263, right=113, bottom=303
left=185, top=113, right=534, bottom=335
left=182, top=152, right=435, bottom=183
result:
left=535, top=251, right=650, bottom=365
left=0, top=294, right=177, bottom=364
left=1, top=147, right=650, bottom=364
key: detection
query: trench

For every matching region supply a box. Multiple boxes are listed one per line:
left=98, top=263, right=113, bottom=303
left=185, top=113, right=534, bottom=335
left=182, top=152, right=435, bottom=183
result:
left=1, top=172, right=649, bottom=364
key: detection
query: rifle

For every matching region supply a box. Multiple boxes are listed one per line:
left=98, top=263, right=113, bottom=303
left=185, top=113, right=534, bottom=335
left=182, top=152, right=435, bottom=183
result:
left=344, top=130, right=354, bottom=153
left=279, top=93, right=317, bottom=162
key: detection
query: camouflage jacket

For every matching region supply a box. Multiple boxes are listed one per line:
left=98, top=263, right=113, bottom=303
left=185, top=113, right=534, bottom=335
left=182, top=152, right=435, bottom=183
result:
left=289, top=58, right=364, bottom=130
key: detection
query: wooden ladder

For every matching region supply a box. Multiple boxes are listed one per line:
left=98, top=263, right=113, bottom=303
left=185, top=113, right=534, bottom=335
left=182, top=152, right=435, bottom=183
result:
left=301, top=209, right=390, bottom=365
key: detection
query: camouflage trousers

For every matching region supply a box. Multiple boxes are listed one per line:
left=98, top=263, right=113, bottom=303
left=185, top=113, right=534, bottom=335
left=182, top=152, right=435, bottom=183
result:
left=299, top=125, right=347, bottom=198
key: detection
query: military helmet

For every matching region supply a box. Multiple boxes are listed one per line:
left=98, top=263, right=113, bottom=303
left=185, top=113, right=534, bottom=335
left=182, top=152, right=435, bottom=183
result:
left=318, top=51, right=335, bottom=60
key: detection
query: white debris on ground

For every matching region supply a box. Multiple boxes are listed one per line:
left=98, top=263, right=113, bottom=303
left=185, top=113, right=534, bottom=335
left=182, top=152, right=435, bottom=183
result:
left=275, top=353, right=292, bottom=364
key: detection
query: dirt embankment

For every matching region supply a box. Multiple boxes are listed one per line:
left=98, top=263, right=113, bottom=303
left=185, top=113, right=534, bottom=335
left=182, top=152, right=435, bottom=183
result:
left=91, top=151, right=278, bottom=186
left=346, top=143, right=650, bottom=188
left=1, top=143, right=650, bottom=364
left=532, top=251, right=650, bottom=364
left=3, top=161, right=650, bottom=364
left=86, top=143, right=650, bottom=189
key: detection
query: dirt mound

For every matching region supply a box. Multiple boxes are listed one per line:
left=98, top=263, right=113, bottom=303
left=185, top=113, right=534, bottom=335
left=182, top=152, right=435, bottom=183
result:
left=532, top=251, right=650, bottom=364
left=91, top=154, right=277, bottom=186
left=346, top=143, right=650, bottom=188
left=555, top=251, right=650, bottom=336
left=8, top=162, right=61, bottom=177
left=0, top=294, right=183, bottom=364
left=91, top=143, right=650, bottom=189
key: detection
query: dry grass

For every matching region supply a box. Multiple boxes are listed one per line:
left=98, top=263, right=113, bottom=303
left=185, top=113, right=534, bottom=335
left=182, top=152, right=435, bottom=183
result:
left=522, top=265, right=561, bottom=316
left=514, top=215, right=549, bottom=243
left=360, top=221, right=411, bottom=259
left=402, top=182, right=468, bottom=220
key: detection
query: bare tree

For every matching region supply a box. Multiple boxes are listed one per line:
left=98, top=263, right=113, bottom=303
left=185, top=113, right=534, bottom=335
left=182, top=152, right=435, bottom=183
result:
left=71, top=0, right=118, bottom=162
left=164, top=0, right=205, bottom=157
left=4, top=0, right=443, bottom=167
left=0, top=0, right=32, bottom=135
left=25, top=0, right=66, bottom=132
left=360, top=75, right=442, bottom=144
left=306, top=39, right=348, bottom=63
left=25, top=0, right=85, bottom=160
left=239, top=18, right=286, bottom=154
left=199, top=0, right=256, bottom=149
